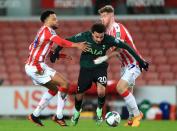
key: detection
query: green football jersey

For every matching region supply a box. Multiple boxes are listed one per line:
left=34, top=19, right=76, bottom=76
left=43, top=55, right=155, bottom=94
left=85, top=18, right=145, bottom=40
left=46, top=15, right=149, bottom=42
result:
left=67, top=31, right=142, bottom=68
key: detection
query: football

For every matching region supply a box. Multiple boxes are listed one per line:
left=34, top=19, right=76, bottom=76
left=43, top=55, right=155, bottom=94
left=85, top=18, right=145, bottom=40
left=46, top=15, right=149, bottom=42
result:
left=105, top=111, right=121, bottom=127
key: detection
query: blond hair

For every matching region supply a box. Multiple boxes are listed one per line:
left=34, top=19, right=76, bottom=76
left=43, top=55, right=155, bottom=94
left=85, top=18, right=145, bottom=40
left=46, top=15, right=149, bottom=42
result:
left=98, top=5, right=114, bottom=14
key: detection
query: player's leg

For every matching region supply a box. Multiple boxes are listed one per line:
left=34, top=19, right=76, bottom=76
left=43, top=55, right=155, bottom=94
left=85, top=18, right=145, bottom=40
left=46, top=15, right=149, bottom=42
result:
left=28, top=82, right=66, bottom=126
left=25, top=64, right=55, bottom=126
left=40, top=82, right=68, bottom=126
left=50, top=72, right=69, bottom=99
left=25, top=64, right=68, bottom=126
left=95, top=67, right=107, bottom=125
left=74, top=67, right=93, bottom=113
left=38, top=67, right=69, bottom=126
left=71, top=93, right=84, bottom=126
left=75, top=93, right=84, bottom=113
left=117, top=79, right=140, bottom=125
left=120, top=67, right=135, bottom=123
left=126, top=77, right=143, bottom=127
left=27, top=86, right=57, bottom=126
left=71, top=67, right=93, bottom=126
left=32, top=83, right=58, bottom=118
left=125, top=82, right=135, bottom=120
left=117, top=67, right=133, bottom=125
left=96, top=83, right=106, bottom=125
left=48, top=72, right=69, bottom=126
left=97, top=83, right=106, bottom=110
left=117, top=64, right=142, bottom=127
left=42, top=64, right=69, bottom=122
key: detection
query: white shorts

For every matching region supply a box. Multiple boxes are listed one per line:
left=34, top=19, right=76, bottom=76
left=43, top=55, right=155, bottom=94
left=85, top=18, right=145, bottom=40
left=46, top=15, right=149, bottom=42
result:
left=120, top=63, right=141, bottom=88
left=25, top=63, right=56, bottom=85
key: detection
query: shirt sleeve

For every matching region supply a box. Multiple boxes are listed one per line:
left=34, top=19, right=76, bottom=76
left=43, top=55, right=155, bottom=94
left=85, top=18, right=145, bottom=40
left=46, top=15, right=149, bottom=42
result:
left=67, top=33, right=84, bottom=42
left=120, top=24, right=144, bottom=59
left=111, top=38, right=143, bottom=64
left=45, top=27, right=73, bottom=47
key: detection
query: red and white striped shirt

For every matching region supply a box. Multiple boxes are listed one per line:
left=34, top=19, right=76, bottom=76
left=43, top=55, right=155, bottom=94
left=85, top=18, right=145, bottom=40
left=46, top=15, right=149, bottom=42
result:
left=107, top=22, right=143, bottom=67
left=26, top=26, right=73, bottom=71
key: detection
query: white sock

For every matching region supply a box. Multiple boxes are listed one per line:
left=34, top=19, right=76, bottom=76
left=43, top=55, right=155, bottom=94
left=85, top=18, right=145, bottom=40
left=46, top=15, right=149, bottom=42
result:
left=126, top=104, right=134, bottom=118
left=56, top=91, right=66, bottom=119
left=123, top=92, right=140, bottom=117
left=33, top=91, right=54, bottom=117
left=126, top=87, right=134, bottom=118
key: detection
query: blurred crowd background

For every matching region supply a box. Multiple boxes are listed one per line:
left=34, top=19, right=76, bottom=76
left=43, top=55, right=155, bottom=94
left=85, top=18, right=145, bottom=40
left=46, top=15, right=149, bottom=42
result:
left=0, top=0, right=177, bottom=16
left=0, top=0, right=177, bottom=120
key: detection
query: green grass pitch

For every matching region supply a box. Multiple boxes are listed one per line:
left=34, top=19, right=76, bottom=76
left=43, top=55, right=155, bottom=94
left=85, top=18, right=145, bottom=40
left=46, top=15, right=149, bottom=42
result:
left=0, top=119, right=176, bottom=131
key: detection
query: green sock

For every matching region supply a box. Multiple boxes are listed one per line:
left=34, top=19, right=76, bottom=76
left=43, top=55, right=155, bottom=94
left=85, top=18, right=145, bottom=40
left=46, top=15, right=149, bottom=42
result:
left=73, top=110, right=80, bottom=119
left=97, top=96, right=105, bottom=109
left=75, top=97, right=82, bottom=112
left=96, top=107, right=102, bottom=118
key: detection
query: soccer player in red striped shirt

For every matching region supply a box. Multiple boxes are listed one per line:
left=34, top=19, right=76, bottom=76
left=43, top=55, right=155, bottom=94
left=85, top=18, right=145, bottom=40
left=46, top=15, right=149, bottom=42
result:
left=95, top=5, right=148, bottom=127
left=25, top=10, right=88, bottom=126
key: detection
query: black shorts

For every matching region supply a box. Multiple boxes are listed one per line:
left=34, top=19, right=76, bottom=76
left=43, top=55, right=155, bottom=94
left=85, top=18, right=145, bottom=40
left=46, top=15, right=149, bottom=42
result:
left=77, top=66, right=108, bottom=93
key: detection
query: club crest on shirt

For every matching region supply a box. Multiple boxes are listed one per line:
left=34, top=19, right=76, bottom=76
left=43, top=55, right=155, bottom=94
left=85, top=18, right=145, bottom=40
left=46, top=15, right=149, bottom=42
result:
left=116, top=32, right=120, bottom=38
left=114, top=38, right=120, bottom=44
left=51, top=29, right=56, bottom=35
left=102, top=45, right=106, bottom=50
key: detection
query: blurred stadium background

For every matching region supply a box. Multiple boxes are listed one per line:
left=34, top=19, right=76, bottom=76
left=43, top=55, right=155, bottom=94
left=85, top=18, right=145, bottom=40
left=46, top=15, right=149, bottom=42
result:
left=0, top=0, right=177, bottom=126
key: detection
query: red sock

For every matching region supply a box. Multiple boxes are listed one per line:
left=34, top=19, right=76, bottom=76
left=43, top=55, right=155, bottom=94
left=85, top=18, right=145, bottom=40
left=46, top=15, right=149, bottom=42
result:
left=48, top=90, right=57, bottom=96
left=120, top=90, right=130, bottom=97
left=58, top=86, right=68, bottom=93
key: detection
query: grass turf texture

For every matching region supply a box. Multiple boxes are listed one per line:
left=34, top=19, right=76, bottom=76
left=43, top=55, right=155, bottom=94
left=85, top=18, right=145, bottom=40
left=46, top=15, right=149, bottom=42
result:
left=0, top=119, right=176, bottom=131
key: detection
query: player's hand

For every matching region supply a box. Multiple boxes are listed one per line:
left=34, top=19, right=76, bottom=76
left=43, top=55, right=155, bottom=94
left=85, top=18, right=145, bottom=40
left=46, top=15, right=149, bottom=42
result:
left=74, top=41, right=90, bottom=52
left=139, top=60, right=149, bottom=72
left=94, top=55, right=108, bottom=64
left=50, top=53, right=72, bottom=63
left=50, top=51, right=59, bottom=63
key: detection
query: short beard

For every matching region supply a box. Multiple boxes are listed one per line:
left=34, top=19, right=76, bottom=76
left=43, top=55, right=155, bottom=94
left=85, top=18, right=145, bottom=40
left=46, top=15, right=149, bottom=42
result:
left=51, top=25, right=58, bottom=30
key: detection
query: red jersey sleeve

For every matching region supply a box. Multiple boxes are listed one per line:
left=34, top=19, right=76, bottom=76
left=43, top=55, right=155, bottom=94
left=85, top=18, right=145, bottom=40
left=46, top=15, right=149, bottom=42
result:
left=45, top=27, right=73, bottom=47
left=120, top=24, right=144, bottom=59
left=51, top=35, right=73, bottom=47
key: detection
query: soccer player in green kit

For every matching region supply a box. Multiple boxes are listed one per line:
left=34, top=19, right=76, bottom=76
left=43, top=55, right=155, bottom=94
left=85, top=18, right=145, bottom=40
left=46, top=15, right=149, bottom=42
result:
left=50, top=23, right=149, bottom=126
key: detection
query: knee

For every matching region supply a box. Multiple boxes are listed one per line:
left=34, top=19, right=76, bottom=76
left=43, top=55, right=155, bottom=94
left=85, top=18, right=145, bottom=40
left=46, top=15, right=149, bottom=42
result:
left=97, top=89, right=105, bottom=97
left=116, top=83, right=128, bottom=94
left=76, top=93, right=84, bottom=101
left=60, top=80, right=69, bottom=88
left=52, top=73, right=69, bottom=88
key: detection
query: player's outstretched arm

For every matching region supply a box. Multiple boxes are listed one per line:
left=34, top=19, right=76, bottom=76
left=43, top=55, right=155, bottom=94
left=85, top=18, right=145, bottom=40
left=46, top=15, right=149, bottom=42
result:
left=93, top=51, right=118, bottom=64
left=50, top=41, right=88, bottom=63
left=114, top=40, right=149, bottom=71
left=72, top=41, right=89, bottom=52
left=50, top=32, right=89, bottom=63
left=51, top=35, right=88, bottom=51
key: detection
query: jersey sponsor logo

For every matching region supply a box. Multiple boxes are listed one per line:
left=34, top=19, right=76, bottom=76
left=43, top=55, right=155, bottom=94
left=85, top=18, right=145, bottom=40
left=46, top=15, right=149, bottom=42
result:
left=87, top=48, right=103, bottom=55
left=51, top=29, right=56, bottom=35
left=33, top=36, right=39, bottom=48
